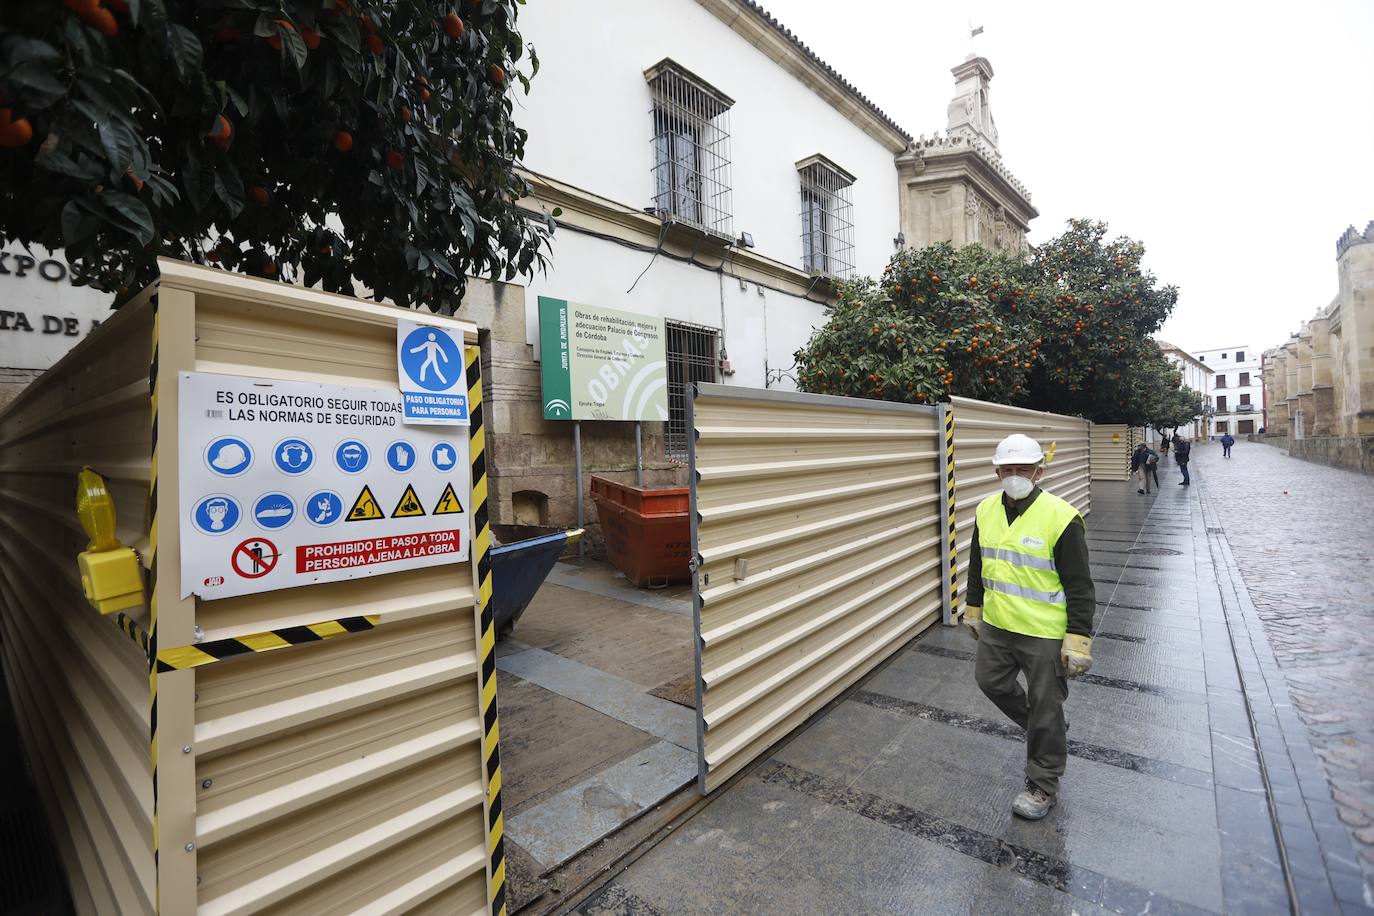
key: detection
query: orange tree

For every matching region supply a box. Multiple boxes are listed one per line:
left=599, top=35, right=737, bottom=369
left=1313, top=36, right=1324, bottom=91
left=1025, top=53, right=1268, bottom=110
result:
left=1021, top=219, right=1178, bottom=421
left=0, top=0, right=550, bottom=310
left=795, top=242, right=1037, bottom=404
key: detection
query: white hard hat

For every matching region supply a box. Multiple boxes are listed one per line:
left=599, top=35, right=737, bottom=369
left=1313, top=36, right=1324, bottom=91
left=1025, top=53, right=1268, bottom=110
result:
left=992, top=433, right=1045, bottom=466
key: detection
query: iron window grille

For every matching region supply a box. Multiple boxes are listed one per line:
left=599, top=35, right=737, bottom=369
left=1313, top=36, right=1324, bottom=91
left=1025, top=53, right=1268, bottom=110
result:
left=645, top=60, right=734, bottom=238
left=797, top=155, right=856, bottom=280
left=665, top=319, right=719, bottom=460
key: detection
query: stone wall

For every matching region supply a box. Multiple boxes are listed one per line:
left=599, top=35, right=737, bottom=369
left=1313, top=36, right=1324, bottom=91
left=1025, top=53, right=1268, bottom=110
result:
left=1282, top=436, right=1374, bottom=475
left=0, top=368, right=43, bottom=412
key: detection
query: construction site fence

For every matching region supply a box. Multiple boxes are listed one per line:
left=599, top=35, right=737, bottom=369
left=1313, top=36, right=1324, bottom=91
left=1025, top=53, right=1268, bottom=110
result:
left=688, top=386, right=1093, bottom=794
left=0, top=260, right=500, bottom=916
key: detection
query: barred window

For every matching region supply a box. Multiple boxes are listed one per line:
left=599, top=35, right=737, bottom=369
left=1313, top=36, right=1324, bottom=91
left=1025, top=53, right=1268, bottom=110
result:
left=665, top=319, right=719, bottom=460
left=645, top=60, right=733, bottom=238
left=797, top=156, right=856, bottom=279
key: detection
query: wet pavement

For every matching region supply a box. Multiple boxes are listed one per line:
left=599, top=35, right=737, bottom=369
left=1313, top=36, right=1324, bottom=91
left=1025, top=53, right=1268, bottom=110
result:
left=1191, top=440, right=1374, bottom=907
left=572, top=465, right=1374, bottom=915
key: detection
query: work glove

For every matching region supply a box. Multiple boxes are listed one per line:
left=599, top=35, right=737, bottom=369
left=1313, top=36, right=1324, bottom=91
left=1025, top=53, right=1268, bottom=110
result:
left=1061, top=633, right=1093, bottom=678
left=962, top=605, right=982, bottom=641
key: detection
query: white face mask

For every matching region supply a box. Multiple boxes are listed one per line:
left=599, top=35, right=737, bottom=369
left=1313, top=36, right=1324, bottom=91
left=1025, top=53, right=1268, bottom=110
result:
left=1000, top=474, right=1035, bottom=500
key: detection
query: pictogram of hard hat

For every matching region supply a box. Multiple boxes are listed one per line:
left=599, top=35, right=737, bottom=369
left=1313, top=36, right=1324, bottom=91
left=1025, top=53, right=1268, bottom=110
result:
left=992, top=434, right=1045, bottom=466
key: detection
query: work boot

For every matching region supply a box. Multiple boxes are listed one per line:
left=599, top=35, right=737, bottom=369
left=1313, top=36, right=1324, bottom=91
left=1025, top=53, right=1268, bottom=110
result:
left=1137, top=488, right=1145, bottom=494
left=1012, top=781, right=1056, bottom=820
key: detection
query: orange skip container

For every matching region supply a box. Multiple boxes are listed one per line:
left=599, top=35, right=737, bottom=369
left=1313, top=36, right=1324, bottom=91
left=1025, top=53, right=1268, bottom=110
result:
left=589, top=475, right=691, bottom=587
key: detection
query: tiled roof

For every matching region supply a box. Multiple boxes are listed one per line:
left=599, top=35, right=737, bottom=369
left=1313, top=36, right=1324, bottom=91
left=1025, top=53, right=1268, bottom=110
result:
left=737, top=1, right=913, bottom=142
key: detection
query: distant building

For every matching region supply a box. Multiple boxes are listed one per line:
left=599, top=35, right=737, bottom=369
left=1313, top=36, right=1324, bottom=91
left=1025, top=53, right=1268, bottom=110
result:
left=1155, top=340, right=1212, bottom=439
left=1262, top=221, right=1374, bottom=439
left=1193, top=345, right=1261, bottom=436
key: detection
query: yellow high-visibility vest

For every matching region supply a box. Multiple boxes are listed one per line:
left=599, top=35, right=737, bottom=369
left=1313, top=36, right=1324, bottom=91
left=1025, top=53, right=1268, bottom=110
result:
left=975, top=489, right=1082, bottom=639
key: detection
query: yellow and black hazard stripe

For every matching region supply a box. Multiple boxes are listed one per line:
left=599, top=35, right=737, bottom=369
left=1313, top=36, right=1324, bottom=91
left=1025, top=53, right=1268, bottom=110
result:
left=155, top=615, right=380, bottom=671
left=944, top=405, right=959, bottom=606
left=466, top=345, right=506, bottom=916
left=115, top=610, right=152, bottom=658
left=147, top=297, right=162, bottom=894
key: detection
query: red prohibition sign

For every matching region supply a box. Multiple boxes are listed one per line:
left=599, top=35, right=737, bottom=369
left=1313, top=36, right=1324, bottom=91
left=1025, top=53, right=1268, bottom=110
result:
left=231, top=537, right=280, bottom=579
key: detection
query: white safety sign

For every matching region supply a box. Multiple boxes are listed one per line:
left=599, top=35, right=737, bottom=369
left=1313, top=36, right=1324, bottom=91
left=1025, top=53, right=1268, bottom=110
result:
left=396, top=318, right=469, bottom=426
left=178, top=371, right=472, bottom=600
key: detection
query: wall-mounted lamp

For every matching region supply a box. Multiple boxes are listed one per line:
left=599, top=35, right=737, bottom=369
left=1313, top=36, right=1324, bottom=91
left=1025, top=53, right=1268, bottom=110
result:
left=737, top=231, right=755, bottom=249
left=893, top=231, right=906, bottom=250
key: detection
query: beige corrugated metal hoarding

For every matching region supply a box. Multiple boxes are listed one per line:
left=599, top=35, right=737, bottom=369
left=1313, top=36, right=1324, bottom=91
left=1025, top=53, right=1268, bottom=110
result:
left=0, top=294, right=156, bottom=915
left=690, top=385, right=947, bottom=792
left=1090, top=424, right=1135, bottom=481
left=0, top=260, right=503, bottom=915
left=948, top=396, right=1092, bottom=611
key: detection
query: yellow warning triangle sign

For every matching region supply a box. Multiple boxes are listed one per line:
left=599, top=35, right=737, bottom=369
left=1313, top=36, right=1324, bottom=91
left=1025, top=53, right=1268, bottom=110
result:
left=391, top=483, right=426, bottom=518
left=433, top=482, right=464, bottom=515
left=346, top=485, right=384, bottom=521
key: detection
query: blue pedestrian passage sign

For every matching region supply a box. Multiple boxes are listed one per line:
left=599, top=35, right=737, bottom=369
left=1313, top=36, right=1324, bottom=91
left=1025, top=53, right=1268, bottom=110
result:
left=396, top=319, right=469, bottom=426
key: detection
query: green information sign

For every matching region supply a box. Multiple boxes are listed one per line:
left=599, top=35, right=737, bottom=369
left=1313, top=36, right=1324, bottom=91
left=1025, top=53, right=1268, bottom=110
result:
left=538, top=297, right=669, bottom=421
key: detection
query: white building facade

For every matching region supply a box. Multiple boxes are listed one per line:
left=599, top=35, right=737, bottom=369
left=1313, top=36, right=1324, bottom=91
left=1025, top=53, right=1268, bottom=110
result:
left=1193, top=345, right=1262, bottom=437
left=1155, top=341, right=1213, bottom=440
left=516, top=0, right=908, bottom=404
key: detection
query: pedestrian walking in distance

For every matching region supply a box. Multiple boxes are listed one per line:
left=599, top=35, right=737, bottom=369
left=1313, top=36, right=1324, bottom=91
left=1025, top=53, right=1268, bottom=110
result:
left=1159, top=432, right=1171, bottom=459
left=1220, top=432, right=1235, bottom=458
left=1131, top=442, right=1160, bottom=494
left=961, top=434, right=1095, bottom=820
left=1174, top=435, right=1192, bottom=485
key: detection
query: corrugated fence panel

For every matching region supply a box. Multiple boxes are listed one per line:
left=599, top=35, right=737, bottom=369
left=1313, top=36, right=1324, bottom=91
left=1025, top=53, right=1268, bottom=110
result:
left=949, top=396, right=1092, bottom=608
left=152, top=262, right=494, bottom=915
left=1090, top=424, right=1134, bottom=481
left=691, top=385, right=945, bottom=793
left=0, top=296, right=156, bottom=916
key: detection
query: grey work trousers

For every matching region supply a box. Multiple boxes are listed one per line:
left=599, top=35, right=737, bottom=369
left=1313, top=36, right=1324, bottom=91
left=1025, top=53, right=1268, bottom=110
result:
left=975, top=621, right=1069, bottom=796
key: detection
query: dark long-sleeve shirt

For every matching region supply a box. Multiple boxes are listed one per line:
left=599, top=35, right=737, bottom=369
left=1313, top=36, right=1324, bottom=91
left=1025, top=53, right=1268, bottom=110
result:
left=966, top=487, right=1096, bottom=637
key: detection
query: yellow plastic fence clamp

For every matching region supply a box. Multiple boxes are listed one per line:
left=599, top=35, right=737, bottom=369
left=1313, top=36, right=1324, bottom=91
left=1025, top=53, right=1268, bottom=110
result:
left=1044, top=441, right=1057, bottom=464
left=75, top=467, right=145, bottom=615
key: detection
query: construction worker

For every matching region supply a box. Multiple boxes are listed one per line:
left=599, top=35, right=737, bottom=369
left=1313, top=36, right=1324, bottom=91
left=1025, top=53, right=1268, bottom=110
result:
left=961, top=433, right=1095, bottom=820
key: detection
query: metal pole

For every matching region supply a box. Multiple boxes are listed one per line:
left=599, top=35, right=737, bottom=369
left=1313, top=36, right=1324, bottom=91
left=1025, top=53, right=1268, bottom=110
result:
left=635, top=421, right=644, bottom=487
left=574, top=421, right=584, bottom=559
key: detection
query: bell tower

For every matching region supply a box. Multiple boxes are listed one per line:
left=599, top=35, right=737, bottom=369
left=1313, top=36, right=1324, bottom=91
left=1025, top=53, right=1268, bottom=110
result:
left=896, top=55, right=1037, bottom=254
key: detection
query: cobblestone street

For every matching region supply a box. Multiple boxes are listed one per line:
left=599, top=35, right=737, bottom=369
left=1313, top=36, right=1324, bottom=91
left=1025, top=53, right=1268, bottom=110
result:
left=1193, top=439, right=1374, bottom=887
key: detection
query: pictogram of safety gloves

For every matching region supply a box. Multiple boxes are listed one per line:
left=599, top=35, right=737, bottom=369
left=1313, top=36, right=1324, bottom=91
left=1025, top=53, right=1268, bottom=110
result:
left=962, top=604, right=982, bottom=641
left=1060, top=633, right=1093, bottom=677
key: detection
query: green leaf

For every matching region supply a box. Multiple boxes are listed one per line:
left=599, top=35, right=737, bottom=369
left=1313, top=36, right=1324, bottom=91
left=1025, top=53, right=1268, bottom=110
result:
left=98, top=121, right=139, bottom=176
left=61, top=198, right=103, bottom=245
left=100, top=191, right=156, bottom=245
left=279, top=22, right=308, bottom=70
left=165, top=24, right=203, bottom=80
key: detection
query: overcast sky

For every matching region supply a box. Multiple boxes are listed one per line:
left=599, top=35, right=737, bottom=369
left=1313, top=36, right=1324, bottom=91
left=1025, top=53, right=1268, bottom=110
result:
left=758, top=0, right=1374, bottom=356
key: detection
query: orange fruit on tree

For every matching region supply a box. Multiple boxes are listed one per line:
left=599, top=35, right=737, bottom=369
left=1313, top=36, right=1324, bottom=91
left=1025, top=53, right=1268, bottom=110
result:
left=401, top=107, right=412, bottom=123
left=86, top=7, right=118, bottom=35
left=385, top=149, right=404, bottom=170
left=207, top=113, right=233, bottom=147
left=303, top=27, right=321, bottom=49
left=250, top=186, right=270, bottom=206
left=443, top=12, right=465, bottom=38
left=488, top=63, right=506, bottom=85
left=0, top=110, right=34, bottom=148
left=366, top=34, right=384, bottom=55
left=333, top=130, right=353, bottom=152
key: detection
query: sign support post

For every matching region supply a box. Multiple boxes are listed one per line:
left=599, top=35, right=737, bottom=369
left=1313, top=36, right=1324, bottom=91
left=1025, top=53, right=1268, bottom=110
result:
left=635, top=422, right=644, bottom=487
left=574, top=420, right=584, bottom=560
